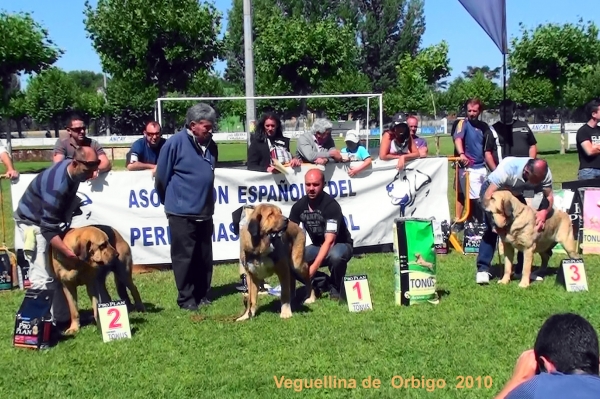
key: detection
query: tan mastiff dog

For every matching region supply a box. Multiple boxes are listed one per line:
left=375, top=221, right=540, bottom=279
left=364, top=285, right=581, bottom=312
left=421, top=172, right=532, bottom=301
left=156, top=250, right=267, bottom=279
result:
left=237, top=203, right=316, bottom=321
left=484, top=191, right=579, bottom=288
left=51, top=225, right=145, bottom=335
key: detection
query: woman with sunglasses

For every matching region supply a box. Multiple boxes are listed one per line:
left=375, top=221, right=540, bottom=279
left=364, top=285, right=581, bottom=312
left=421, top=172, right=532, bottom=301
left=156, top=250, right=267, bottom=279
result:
left=378, top=113, right=420, bottom=170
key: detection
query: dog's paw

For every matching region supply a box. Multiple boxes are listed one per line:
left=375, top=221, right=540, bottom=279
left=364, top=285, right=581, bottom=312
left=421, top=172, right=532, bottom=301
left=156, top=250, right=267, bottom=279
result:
left=498, top=278, right=510, bottom=285
left=236, top=313, right=251, bottom=322
left=135, top=304, right=147, bottom=313
left=518, top=281, right=530, bottom=289
left=280, top=304, right=293, bottom=319
left=63, top=325, right=80, bottom=336
left=303, top=293, right=316, bottom=305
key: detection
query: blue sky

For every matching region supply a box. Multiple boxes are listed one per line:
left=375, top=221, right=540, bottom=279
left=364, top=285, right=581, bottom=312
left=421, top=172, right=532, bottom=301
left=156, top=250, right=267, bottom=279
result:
left=2, top=0, right=597, bottom=87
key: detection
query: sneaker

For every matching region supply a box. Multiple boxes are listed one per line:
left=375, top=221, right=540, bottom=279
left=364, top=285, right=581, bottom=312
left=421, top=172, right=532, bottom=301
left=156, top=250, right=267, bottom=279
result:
left=268, top=285, right=282, bottom=297
left=236, top=274, right=248, bottom=293
left=476, top=271, right=491, bottom=284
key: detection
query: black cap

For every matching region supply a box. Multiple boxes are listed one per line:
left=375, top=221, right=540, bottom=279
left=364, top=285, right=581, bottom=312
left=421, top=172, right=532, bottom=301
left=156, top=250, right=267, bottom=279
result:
left=391, top=112, right=407, bottom=127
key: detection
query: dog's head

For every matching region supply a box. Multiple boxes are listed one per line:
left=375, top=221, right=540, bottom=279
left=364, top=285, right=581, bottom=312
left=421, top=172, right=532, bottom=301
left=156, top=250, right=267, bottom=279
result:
left=485, top=191, right=516, bottom=230
left=74, top=227, right=119, bottom=267
left=246, top=204, right=287, bottom=241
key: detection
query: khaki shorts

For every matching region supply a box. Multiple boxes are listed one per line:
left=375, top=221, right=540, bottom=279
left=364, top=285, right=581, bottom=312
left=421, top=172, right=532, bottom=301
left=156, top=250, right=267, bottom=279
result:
left=458, top=166, right=488, bottom=200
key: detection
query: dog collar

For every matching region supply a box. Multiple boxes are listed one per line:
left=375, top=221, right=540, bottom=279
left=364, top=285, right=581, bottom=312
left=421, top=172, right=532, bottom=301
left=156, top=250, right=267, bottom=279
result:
left=268, top=217, right=289, bottom=240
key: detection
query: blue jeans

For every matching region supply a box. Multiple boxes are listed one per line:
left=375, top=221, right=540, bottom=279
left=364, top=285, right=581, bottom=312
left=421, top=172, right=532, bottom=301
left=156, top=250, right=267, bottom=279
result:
left=301, top=243, right=353, bottom=294
left=476, top=181, right=527, bottom=274
left=578, top=168, right=600, bottom=180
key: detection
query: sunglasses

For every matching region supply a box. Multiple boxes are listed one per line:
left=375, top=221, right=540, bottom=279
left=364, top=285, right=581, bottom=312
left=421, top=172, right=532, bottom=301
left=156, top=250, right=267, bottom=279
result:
left=145, top=132, right=161, bottom=137
left=69, top=127, right=86, bottom=133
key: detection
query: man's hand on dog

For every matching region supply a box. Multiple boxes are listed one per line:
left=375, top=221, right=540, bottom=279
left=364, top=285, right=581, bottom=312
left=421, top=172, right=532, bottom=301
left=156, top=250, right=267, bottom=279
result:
left=63, top=248, right=78, bottom=260
left=535, top=210, right=548, bottom=232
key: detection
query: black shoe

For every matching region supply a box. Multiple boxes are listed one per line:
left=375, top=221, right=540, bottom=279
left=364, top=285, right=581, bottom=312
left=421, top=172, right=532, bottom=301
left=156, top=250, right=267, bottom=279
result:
left=180, top=303, right=199, bottom=311
left=329, top=288, right=341, bottom=301
left=198, top=298, right=212, bottom=306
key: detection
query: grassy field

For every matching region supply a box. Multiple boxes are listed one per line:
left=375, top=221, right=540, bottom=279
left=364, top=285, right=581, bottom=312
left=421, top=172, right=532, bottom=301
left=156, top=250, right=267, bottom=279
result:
left=0, top=133, right=596, bottom=399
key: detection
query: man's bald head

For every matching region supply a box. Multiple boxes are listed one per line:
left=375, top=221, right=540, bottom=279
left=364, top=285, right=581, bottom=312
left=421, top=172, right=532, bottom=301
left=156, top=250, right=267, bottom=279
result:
left=74, top=146, right=99, bottom=163
left=525, top=158, right=549, bottom=186
left=305, top=169, right=325, bottom=200
left=305, top=169, right=325, bottom=184
left=70, top=146, right=100, bottom=182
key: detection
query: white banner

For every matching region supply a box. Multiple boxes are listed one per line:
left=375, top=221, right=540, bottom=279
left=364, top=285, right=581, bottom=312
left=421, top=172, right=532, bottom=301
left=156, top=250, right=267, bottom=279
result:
left=10, top=158, right=450, bottom=264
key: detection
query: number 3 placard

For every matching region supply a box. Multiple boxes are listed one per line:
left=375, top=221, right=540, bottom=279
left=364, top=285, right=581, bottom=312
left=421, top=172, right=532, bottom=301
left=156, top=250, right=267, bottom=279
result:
left=342, top=275, right=373, bottom=312
left=561, top=259, right=588, bottom=293
left=97, top=300, right=132, bottom=343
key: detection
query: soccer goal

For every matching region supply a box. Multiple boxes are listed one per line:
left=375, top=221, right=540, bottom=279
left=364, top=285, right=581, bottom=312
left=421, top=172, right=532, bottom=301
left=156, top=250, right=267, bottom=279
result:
left=153, top=93, right=384, bottom=152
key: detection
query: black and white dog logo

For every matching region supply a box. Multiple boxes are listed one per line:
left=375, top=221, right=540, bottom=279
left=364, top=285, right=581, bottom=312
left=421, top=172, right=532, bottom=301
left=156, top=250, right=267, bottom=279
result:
left=385, top=168, right=432, bottom=217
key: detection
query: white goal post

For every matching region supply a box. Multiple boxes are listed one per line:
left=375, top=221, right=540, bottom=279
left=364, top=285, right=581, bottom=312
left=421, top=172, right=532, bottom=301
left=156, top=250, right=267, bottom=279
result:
left=154, top=93, right=384, bottom=150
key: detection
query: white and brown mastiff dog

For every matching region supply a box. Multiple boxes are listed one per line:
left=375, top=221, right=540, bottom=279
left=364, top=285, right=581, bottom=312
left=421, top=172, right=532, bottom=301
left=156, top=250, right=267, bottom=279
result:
left=484, top=191, right=579, bottom=288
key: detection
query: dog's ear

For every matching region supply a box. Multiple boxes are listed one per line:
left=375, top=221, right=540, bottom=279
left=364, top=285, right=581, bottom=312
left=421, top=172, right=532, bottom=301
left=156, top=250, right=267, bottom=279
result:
left=248, top=213, right=262, bottom=238
left=502, top=197, right=513, bottom=219
left=75, top=239, right=92, bottom=261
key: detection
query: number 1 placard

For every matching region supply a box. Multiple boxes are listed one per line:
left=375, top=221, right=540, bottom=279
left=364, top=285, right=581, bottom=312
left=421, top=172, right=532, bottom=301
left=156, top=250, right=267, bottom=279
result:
left=561, top=259, right=589, bottom=292
left=342, top=275, right=373, bottom=312
left=97, top=300, right=132, bottom=343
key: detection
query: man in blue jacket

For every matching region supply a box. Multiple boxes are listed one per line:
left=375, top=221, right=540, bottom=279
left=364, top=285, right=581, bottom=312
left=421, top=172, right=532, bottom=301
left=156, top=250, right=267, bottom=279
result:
left=155, top=103, right=218, bottom=311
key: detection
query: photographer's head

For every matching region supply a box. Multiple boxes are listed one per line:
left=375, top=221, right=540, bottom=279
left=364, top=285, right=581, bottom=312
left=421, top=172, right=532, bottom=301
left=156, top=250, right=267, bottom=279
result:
left=499, top=99, right=517, bottom=125
left=534, top=313, right=599, bottom=375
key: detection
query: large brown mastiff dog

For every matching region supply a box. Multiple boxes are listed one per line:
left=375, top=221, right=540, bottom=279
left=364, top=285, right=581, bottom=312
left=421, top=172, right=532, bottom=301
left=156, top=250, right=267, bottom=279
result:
left=484, top=191, right=579, bottom=288
left=51, top=225, right=145, bottom=335
left=237, top=204, right=316, bottom=321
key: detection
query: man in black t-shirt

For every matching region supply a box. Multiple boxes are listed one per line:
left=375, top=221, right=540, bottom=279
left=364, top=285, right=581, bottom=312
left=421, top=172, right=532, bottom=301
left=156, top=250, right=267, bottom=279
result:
left=488, top=99, right=538, bottom=170
left=577, top=99, right=600, bottom=180
left=289, top=169, right=353, bottom=299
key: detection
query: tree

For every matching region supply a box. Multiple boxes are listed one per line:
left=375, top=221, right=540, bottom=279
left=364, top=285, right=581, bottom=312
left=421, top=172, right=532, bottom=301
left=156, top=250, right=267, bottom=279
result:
left=223, top=0, right=427, bottom=96
left=84, top=0, right=223, bottom=96
left=508, top=19, right=600, bottom=109
left=253, top=15, right=360, bottom=116
left=343, top=0, right=426, bottom=92
left=25, top=68, right=77, bottom=137
left=0, top=11, right=63, bottom=103
left=507, top=75, right=555, bottom=110
left=462, top=65, right=501, bottom=81
left=105, top=75, right=158, bottom=135
left=442, top=72, right=502, bottom=114
left=563, top=65, right=600, bottom=110
left=1, top=90, right=29, bottom=137
left=382, top=41, right=451, bottom=116
left=67, top=70, right=105, bottom=93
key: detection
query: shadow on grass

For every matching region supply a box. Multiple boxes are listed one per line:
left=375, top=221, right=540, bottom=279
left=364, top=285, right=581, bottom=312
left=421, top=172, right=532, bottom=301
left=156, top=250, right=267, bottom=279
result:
left=139, top=302, right=163, bottom=314
left=209, top=282, right=241, bottom=301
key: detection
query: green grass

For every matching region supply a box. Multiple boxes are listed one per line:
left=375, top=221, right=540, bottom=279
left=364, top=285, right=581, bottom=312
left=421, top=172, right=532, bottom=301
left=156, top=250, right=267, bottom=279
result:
left=0, top=133, right=596, bottom=399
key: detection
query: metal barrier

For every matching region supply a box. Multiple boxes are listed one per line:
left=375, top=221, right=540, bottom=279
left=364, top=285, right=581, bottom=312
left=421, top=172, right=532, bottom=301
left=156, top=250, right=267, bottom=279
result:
left=446, top=157, right=469, bottom=254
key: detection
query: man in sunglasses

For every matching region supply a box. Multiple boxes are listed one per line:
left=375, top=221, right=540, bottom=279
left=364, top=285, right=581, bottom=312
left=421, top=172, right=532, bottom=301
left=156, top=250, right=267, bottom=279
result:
left=53, top=114, right=112, bottom=177
left=14, top=146, right=100, bottom=329
left=126, top=121, right=166, bottom=173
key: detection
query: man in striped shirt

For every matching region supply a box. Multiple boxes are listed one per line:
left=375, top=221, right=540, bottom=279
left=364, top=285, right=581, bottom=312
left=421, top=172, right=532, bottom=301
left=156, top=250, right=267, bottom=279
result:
left=14, top=146, right=99, bottom=322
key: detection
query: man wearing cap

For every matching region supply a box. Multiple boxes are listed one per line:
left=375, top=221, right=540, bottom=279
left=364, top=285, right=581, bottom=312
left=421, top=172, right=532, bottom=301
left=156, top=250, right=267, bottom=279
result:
left=378, top=113, right=420, bottom=170
left=341, top=130, right=372, bottom=177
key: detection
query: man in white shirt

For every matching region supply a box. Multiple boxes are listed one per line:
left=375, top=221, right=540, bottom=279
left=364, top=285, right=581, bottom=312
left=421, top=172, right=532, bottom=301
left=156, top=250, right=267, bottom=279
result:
left=475, top=157, right=554, bottom=284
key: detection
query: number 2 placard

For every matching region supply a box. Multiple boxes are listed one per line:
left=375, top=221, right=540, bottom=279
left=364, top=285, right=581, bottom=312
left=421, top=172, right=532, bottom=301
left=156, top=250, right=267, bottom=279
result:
left=561, top=259, right=588, bottom=292
left=342, top=275, right=373, bottom=312
left=97, top=300, right=132, bottom=343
